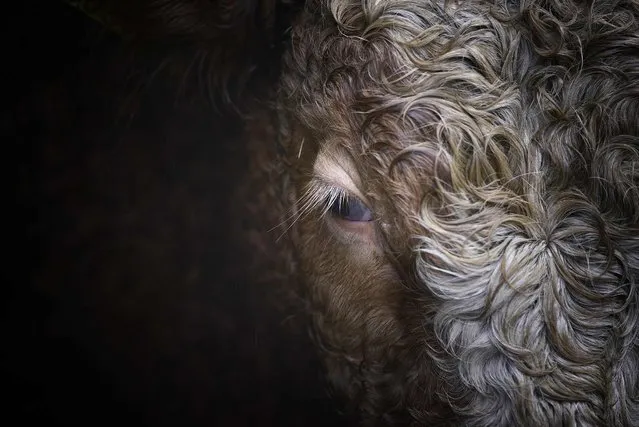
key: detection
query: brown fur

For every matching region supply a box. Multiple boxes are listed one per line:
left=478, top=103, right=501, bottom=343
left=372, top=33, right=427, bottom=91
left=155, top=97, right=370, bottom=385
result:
left=74, top=0, right=639, bottom=424
left=265, top=0, right=639, bottom=425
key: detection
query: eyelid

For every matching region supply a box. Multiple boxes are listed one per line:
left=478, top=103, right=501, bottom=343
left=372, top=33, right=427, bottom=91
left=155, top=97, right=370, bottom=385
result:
left=312, top=151, right=369, bottom=205
left=307, top=178, right=349, bottom=212
left=312, top=173, right=370, bottom=207
left=309, top=177, right=364, bottom=208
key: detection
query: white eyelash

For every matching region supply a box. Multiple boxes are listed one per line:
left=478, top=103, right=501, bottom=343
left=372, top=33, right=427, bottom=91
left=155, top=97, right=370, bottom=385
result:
left=270, top=178, right=345, bottom=242
left=272, top=178, right=362, bottom=243
left=298, top=178, right=350, bottom=219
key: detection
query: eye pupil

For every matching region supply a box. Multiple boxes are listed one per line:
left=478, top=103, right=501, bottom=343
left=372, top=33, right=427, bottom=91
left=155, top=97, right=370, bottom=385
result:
left=329, top=196, right=373, bottom=222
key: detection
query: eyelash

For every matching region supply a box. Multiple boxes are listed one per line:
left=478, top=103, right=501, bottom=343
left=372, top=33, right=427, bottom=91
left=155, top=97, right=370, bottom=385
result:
left=299, top=179, right=349, bottom=218
left=299, top=179, right=373, bottom=222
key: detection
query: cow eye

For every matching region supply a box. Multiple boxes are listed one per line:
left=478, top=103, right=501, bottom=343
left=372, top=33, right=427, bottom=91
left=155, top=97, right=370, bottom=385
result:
left=329, top=195, right=373, bottom=222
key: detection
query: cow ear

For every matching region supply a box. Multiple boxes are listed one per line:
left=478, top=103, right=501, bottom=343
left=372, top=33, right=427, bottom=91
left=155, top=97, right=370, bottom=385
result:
left=64, top=0, right=304, bottom=107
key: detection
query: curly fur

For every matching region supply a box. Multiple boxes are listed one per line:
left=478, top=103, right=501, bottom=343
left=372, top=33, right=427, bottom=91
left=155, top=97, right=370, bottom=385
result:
left=275, top=0, right=639, bottom=425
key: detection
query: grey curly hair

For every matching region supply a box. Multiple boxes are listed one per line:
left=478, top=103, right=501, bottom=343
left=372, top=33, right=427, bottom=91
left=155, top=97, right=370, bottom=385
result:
left=271, top=0, right=639, bottom=425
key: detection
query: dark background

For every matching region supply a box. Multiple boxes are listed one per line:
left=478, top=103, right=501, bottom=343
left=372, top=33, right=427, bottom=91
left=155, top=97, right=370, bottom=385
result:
left=4, top=1, right=346, bottom=425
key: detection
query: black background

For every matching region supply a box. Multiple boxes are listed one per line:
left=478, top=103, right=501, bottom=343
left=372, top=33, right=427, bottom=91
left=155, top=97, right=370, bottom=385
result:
left=4, top=1, right=347, bottom=425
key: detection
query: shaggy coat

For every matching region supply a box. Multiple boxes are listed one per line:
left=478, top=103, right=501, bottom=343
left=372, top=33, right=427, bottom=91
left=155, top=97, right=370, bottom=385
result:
left=71, top=0, right=639, bottom=424
left=274, top=0, right=639, bottom=425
